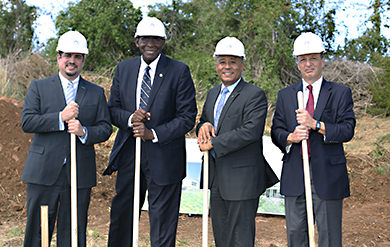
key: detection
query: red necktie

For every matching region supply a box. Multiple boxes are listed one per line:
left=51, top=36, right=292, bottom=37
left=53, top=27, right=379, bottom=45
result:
left=306, top=85, right=314, bottom=117
left=306, top=85, right=314, bottom=157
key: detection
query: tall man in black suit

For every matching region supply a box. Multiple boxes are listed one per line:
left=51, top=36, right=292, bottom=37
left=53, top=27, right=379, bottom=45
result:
left=271, top=32, right=356, bottom=246
left=197, top=37, right=279, bottom=247
left=21, top=30, right=112, bottom=247
left=104, top=17, right=197, bottom=246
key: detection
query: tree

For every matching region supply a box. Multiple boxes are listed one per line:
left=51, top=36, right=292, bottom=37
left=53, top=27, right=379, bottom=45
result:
left=291, top=0, right=337, bottom=53
left=340, top=0, right=389, bottom=64
left=149, top=0, right=320, bottom=104
left=336, top=0, right=390, bottom=116
left=368, top=57, right=390, bottom=116
left=48, top=0, right=142, bottom=71
left=0, top=0, right=36, bottom=57
left=147, top=0, right=225, bottom=104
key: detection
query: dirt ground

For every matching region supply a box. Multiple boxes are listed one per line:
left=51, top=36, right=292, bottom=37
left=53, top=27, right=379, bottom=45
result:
left=0, top=96, right=389, bottom=246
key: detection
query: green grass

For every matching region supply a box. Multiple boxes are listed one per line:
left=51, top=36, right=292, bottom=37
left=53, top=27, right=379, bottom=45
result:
left=371, top=133, right=390, bottom=175
left=6, top=227, right=24, bottom=239
left=374, top=164, right=390, bottom=175
left=177, top=236, right=189, bottom=245
left=88, top=227, right=100, bottom=239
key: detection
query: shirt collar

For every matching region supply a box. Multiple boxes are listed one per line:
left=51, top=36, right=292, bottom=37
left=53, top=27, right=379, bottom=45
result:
left=59, top=72, right=80, bottom=86
left=140, top=54, right=161, bottom=74
left=302, top=76, right=323, bottom=92
left=221, top=77, right=241, bottom=93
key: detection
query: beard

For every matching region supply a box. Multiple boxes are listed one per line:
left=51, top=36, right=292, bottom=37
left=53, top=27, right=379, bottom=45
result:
left=65, top=71, right=77, bottom=77
left=65, top=63, right=77, bottom=77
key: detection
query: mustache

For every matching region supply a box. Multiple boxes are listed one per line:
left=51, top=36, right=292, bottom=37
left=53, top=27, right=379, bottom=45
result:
left=66, top=63, right=77, bottom=68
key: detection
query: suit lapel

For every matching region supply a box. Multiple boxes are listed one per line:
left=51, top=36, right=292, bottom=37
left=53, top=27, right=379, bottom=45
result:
left=314, top=79, right=331, bottom=119
left=146, top=54, right=166, bottom=111
left=209, top=85, right=222, bottom=126
left=292, top=81, right=303, bottom=111
left=51, top=74, right=67, bottom=106
left=128, top=58, right=141, bottom=111
left=76, top=77, right=87, bottom=106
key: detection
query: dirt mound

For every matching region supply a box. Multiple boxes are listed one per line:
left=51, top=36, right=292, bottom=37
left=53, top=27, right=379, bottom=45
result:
left=0, top=97, right=31, bottom=222
left=0, top=97, right=389, bottom=246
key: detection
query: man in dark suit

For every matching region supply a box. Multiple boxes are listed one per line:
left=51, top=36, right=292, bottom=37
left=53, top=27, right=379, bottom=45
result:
left=21, top=30, right=112, bottom=247
left=103, top=17, right=197, bottom=246
left=197, top=37, right=279, bottom=247
left=271, top=32, right=356, bottom=246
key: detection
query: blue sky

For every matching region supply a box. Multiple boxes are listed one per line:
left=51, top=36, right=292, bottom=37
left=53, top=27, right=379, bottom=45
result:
left=25, top=0, right=389, bottom=48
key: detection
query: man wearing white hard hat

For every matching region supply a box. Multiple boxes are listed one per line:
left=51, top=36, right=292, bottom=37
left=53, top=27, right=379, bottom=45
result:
left=197, top=37, right=279, bottom=246
left=271, top=32, right=356, bottom=246
left=21, top=30, right=112, bottom=246
left=104, top=17, right=197, bottom=246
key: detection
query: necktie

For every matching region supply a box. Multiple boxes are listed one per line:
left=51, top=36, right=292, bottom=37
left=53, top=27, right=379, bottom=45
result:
left=306, top=85, right=314, bottom=117
left=306, top=85, right=314, bottom=157
left=214, top=87, right=229, bottom=130
left=65, top=82, right=75, bottom=105
left=139, top=66, right=152, bottom=110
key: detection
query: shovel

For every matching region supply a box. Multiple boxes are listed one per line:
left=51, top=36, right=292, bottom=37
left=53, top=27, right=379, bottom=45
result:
left=133, top=137, right=142, bottom=246
left=297, top=91, right=316, bottom=247
left=202, top=150, right=209, bottom=247
left=71, top=133, right=78, bottom=247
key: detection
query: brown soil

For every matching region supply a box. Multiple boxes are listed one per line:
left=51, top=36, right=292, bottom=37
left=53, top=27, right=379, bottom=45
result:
left=0, top=97, right=389, bottom=246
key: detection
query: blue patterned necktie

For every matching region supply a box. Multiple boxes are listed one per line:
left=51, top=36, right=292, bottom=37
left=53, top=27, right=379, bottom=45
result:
left=139, top=66, right=152, bottom=110
left=65, top=82, right=75, bottom=105
left=214, top=87, right=229, bottom=130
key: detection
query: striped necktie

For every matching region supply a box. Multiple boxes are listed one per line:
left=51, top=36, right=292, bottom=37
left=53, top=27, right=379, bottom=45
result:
left=139, top=66, right=152, bottom=110
left=65, top=82, right=75, bottom=105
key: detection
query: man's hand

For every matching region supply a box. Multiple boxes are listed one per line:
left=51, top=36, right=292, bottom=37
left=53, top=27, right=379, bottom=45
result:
left=131, top=108, right=151, bottom=123
left=286, top=125, right=310, bottom=145
left=296, top=109, right=316, bottom=130
left=197, top=122, right=216, bottom=144
left=61, top=101, right=79, bottom=122
left=132, top=122, right=154, bottom=140
left=199, top=141, right=213, bottom=152
left=66, top=119, right=85, bottom=137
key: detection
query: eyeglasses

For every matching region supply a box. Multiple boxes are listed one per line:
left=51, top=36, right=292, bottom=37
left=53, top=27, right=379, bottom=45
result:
left=139, top=37, right=163, bottom=45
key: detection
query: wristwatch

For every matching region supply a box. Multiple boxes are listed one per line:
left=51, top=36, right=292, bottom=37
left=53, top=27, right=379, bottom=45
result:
left=315, top=120, right=321, bottom=132
left=81, top=127, right=87, bottom=138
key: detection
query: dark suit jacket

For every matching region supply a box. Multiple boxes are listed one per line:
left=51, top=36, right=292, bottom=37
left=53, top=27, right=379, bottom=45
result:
left=103, top=54, right=197, bottom=186
left=21, top=74, right=112, bottom=189
left=197, top=80, right=279, bottom=201
left=271, top=79, right=356, bottom=200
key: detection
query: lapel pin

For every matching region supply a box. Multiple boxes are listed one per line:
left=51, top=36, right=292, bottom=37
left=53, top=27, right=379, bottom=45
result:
left=159, top=73, right=163, bottom=78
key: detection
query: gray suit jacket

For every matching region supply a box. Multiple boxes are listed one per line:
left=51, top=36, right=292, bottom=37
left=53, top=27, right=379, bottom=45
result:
left=197, top=80, right=279, bottom=201
left=21, top=74, right=112, bottom=188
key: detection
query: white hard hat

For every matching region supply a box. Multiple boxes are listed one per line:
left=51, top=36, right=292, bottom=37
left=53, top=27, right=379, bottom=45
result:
left=134, top=17, right=166, bottom=39
left=293, top=32, right=325, bottom=56
left=56, top=31, right=89, bottom=54
left=213, top=37, right=246, bottom=60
